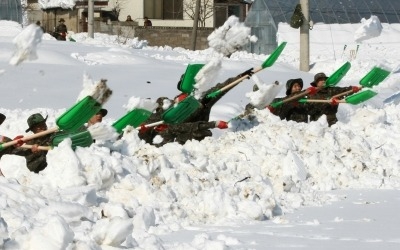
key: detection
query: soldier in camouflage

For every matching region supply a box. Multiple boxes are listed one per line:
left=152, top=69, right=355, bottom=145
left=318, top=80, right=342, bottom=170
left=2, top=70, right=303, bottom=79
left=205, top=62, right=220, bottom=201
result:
left=12, top=113, right=52, bottom=173
left=308, top=72, right=360, bottom=126
left=276, top=78, right=310, bottom=123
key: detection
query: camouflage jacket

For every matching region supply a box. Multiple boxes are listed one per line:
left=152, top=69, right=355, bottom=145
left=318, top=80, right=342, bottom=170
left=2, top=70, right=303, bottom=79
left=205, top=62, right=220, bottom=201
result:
left=156, top=121, right=216, bottom=146
left=308, top=86, right=353, bottom=125
left=271, top=90, right=311, bottom=123
left=12, top=134, right=52, bottom=173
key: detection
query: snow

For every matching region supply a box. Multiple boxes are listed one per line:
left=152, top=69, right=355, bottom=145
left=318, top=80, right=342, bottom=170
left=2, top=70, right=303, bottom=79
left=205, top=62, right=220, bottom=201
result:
left=0, top=15, right=400, bottom=249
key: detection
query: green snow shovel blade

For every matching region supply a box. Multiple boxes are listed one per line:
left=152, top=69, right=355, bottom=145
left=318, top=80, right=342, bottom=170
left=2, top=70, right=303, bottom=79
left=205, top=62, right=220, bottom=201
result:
left=325, top=61, right=351, bottom=87
left=112, top=108, right=152, bottom=134
left=56, top=96, right=102, bottom=131
left=178, top=64, right=205, bottom=93
left=206, top=42, right=288, bottom=99
left=51, top=130, right=94, bottom=149
left=162, top=95, right=201, bottom=124
left=359, top=67, right=391, bottom=88
left=261, top=42, right=287, bottom=68
left=345, top=90, right=377, bottom=105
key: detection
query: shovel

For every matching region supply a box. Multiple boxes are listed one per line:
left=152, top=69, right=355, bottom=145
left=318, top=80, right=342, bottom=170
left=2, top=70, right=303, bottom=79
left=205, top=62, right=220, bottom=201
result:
left=112, top=108, right=153, bottom=134
left=178, top=64, right=205, bottom=94
left=270, top=61, right=352, bottom=108
left=0, top=80, right=112, bottom=151
left=20, top=130, right=94, bottom=151
left=299, top=90, right=378, bottom=105
left=206, top=42, right=287, bottom=98
left=161, top=95, right=202, bottom=124
left=330, top=66, right=391, bottom=100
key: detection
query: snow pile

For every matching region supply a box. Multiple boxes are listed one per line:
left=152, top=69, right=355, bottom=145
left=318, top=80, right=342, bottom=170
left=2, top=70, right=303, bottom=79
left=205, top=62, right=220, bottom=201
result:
left=354, top=15, right=383, bottom=42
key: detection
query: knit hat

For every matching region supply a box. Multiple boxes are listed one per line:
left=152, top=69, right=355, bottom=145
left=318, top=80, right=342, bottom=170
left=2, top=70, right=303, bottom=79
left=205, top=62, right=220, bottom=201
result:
left=26, top=113, right=48, bottom=132
left=285, top=78, right=303, bottom=95
left=310, top=72, right=328, bottom=87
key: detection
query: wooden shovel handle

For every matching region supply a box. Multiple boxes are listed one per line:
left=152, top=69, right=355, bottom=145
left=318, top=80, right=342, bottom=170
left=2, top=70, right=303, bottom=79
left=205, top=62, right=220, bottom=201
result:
left=136, top=121, right=164, bottom=130
left=0, top=127, right=59, bottom=149
left=331, top=87, right=362, bottom=100
left=20, top=144, right=52, bottom=151
left=217, top=66, right=263, bottom=93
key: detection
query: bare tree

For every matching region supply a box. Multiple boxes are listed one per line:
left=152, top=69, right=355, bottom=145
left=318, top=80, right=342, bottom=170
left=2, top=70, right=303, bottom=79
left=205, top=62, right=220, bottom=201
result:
left=184, top=0, right=214, bottom=27
left=111, top=0, right=128, bottom=20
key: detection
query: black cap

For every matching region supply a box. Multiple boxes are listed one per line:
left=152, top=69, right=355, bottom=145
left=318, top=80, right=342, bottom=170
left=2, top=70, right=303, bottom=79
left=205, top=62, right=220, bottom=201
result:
left=0, top=113, right=6, bottom=125
left=98, top=109, right=107, bottom=117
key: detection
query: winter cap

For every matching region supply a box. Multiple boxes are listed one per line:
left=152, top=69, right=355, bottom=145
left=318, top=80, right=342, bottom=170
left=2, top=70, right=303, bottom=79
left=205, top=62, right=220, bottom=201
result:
left=26, top=113, right=48, bottom=132
left=310, top=72, right=328, bottom=87
left=59, top=18, right=65, bottom=23
left=0, top=113, right=5, bottom=125
left=97, top=108, right=108, bottom=117
left=286, top=78, right=303, bottom=95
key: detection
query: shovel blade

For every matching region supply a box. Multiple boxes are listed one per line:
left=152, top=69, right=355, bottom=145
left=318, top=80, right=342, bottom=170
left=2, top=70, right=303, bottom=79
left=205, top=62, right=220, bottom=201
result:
left=178, top=64, right=205, bottom=93
left=112, top=109, right=152, bottom=134
left=162, top=96, right=201, bottom=124
left=325, top=62, right=352, bottom=87
left=52, top=130, right=93, bottom=149
left=359, top=67, right=391, bottom=88
left=56, top=96, right=102, bottom=132
left=261, top=42, right=287, bottom=68
left=345, top=90, right=377, bottom=105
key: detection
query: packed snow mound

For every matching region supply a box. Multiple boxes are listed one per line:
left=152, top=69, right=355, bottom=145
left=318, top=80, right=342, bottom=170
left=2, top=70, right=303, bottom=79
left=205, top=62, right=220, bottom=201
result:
left=354, top=15, right=383, bottom=42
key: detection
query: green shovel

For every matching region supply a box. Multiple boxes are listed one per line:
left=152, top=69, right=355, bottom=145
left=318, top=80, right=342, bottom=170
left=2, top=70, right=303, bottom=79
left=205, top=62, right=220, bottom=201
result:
left=206, top=42, right=287, bottom=99
left=299, top=89, right=378, bottom=105
left=270, top=61, right=352, bottom=108
left=331, top=66, right=391, bottom=100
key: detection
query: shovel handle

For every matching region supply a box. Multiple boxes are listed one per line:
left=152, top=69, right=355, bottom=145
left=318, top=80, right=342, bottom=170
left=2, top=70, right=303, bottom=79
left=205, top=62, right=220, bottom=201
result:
left=136, top=121, right=164, bottom=130
left=20, top=144, right=52, bottom=151
left=0, top=127, right=59, bottom=150
left=331, top=87, right=362, bottom=100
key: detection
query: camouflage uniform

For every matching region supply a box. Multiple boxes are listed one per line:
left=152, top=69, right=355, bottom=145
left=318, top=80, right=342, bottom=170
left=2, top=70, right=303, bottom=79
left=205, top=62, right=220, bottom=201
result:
left=308, top=86, right=353, bottom=126
left=12, top=134, right=52, bottom=173
left=271, top=79, right=310, bottom=123
left=156, top=121, right=217, bottom=146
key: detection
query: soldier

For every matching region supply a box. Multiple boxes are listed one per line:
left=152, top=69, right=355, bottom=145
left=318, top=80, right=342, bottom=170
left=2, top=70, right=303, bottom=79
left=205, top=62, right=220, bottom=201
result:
left=276, top=78, right=310, bottom=123
left=308, top=72, right=360, bottom=126
left=55, top=18, right=68, bottom=41
left=12, top=113, right=53, bottom=173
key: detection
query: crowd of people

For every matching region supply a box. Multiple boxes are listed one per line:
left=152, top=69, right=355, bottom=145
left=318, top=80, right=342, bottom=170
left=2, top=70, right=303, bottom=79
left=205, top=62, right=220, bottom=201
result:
left=0, top=70, right=360, bottom=175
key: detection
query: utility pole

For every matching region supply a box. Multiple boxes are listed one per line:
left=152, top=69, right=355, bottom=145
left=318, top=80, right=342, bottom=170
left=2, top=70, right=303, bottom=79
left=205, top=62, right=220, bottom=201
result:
left=191, top=0, right=201, bottom=50
left=299, top=0, right=309, bottom=71
left=88, top=0, right=94, bottom=38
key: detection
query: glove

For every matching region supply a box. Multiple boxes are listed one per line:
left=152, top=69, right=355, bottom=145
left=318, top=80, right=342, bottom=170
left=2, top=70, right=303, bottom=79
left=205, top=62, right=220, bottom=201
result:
left=13, top=135, right=24, bottom=147
left=352, top=86, right=361, bottom=93
left=266, top=105, right=275, bottom=113
left=307, top=86, right=318, bottom=95
left=174, top=93, right=188, bottom=103
left=155, top=124, right=168, bottom=132
left=331, top=98, right=339, bottom=106
left=215, top=121, right=228, bottom=129
left=139, top=123, right=149, bottom=133
left=239, top=68, right=254, bottom=79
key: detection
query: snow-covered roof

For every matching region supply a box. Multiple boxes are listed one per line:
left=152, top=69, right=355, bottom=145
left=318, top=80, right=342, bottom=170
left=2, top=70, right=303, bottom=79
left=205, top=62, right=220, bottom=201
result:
left=39, top=0, right=108, bottom=10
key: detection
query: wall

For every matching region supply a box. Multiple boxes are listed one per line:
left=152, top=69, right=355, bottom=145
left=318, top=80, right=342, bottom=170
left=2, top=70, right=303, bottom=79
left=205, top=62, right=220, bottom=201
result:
left=102, top=22, right=214, bottom=50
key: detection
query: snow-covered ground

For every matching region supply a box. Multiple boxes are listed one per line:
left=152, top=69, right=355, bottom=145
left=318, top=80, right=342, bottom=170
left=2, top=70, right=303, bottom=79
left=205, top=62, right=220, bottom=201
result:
left=0, top=15, right=400, bottom=249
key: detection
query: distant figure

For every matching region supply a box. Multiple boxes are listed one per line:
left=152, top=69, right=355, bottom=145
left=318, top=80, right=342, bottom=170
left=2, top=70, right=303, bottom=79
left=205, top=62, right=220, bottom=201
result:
left=126, top=15, right=133, bottom=22
left=36, top=21, right=45, bottom=33
left=54, top=18, right=68, bottom=41
left=144, top=17, right=152, bottom=27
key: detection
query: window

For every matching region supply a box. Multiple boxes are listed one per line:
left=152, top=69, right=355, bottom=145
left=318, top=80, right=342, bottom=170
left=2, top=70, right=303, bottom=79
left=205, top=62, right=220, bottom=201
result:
left=144, top=0, right=183, bottom=20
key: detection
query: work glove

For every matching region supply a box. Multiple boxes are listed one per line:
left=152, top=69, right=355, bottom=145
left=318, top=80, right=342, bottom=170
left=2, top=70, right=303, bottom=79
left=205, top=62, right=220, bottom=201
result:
left=331, top=98, right=340, bottom=106
left=155, top=124, right=168, bottom=132
left=215, top=121, right=228, bottom=129
left=352, top=86, right=361, bottom=93
left=174, top=93, right=188, bottom=103
left=239, top=68, right=254, bottom=79
left=13, top=135, right=24, bottom=147
left=307, top=86, right=318, bottom=95
left=266, top=105, right=275, bottom=113
left=139, top=123, right=149, bottom=133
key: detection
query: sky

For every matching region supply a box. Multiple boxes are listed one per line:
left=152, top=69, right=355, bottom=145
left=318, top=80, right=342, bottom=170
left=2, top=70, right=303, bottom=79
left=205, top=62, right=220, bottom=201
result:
left=0, top=12, right=400, bottom=249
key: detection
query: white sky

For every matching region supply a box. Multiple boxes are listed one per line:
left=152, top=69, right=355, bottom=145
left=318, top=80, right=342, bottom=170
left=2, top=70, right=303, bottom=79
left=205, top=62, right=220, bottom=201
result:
left=0, top=15, right=400, bottom=249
